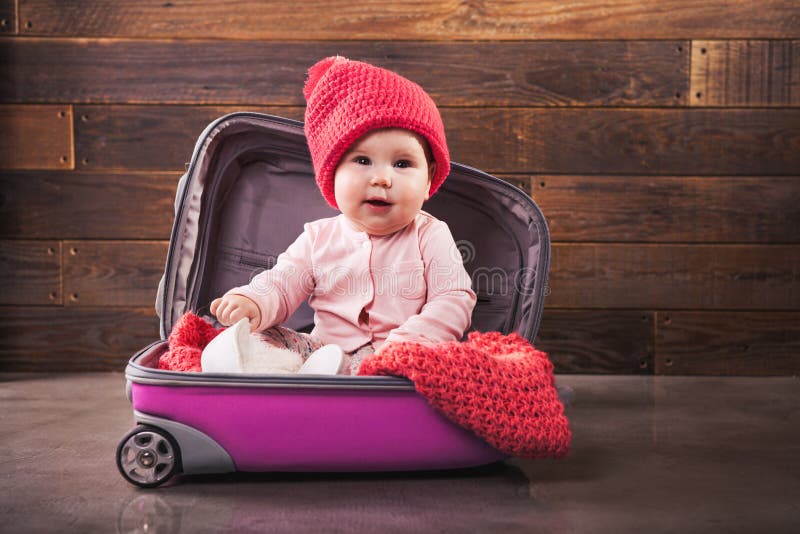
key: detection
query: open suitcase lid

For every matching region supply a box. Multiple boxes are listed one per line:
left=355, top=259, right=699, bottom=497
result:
left=156, top=112, right=550, bottom=343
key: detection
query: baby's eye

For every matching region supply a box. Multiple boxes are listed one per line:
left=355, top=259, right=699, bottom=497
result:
left=394, top=159, right=412, bottom=169
left=355, top=156, right=371, bottom=165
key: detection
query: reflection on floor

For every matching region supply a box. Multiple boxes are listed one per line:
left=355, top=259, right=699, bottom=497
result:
left=1, top=373, right=798, bottom=533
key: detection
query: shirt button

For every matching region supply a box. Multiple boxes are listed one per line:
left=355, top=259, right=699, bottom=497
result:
left=362, top=241, right=370, bottom=249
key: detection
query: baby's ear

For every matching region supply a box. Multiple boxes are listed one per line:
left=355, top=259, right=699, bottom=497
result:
left=425, top=163, right=436, bottom=200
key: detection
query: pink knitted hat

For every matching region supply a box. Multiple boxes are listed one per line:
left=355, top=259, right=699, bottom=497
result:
left=303, top=56, right=450, bottom=209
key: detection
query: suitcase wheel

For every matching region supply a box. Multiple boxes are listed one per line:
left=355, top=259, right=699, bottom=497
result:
left=116, top=425, right=181, bottom=488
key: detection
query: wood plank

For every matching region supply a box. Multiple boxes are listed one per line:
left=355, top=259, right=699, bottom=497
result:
left=547, top=244, right=800, bottom=310
left=691, top=40, right=800, bottom=107
left=0, top=306, right=160, bottom=372
left=656, top=311, right=800, bottom=376
left=527, top=175, right=800, bottom=243
left=0, top=171, right=180, bottom=239
left=0, top=308, right=793, bottom=374
left=18, top=0, right=800, bottom=39
left=62, top=241, right=168, bottom=307
left=0, top=240, right=61, bottom=305
left=497, top=176, right=531, bottom=196
left=73, top=106, right=304, bottom=171
left=444, top=108, right=800, bottom=176
left=0, top=105, right=73, bottom=170
left=535, top=310, right=654, bottom=374
left=74, top=106, right=800, bottom=175
left=0, top=0, right=16, bottom=34
left=0, top=307, right=794, bottom=375
left=0, top=39, right=688, bottom=107
left=22, top=172, right=797, bottom=246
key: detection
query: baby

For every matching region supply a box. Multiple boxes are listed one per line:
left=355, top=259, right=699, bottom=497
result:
left=209, top=56, right=476, bottom=375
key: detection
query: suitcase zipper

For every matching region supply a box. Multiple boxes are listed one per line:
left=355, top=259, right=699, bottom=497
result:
left=444, top=163, right=551, bottom=342
left=159, top=113, right=306, bottom=338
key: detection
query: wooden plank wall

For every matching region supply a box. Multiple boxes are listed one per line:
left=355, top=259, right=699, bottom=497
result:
left=1, top=1, right=798, bottom=375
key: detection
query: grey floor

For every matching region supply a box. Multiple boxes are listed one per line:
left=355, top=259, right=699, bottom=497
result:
left=1, top=373, right=798, bottom=533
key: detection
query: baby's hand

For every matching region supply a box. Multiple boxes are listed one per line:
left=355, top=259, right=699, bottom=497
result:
left=210, top=294, right=261, bottom=332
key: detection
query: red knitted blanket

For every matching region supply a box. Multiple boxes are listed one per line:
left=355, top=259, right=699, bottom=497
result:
left=157, top=312, right=222, bottom=372
left=358, top=331, right=571, bottom=459
left=159, top=313, right=571, bottom=458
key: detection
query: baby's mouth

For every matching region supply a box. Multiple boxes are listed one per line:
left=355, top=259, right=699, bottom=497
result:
left=365, top=198, right=392, bottom=206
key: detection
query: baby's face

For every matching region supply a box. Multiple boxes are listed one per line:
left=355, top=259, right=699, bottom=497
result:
left=334, top=128, right=434, bottom=236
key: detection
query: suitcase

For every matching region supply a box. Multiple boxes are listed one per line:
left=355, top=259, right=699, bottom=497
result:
left=116, top=112, right=551, bottom=488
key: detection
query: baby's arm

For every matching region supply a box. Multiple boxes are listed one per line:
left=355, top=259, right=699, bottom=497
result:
left=218, top=227, right=316, bottom=332
left=384, top=221, right=476, bottom=346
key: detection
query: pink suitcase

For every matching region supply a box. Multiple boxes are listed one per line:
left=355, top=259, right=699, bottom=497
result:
left=116, top=113, right=551, bottom=488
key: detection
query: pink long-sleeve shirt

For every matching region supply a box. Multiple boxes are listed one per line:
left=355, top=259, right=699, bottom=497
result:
left=228, top=211, right=476, bottom=352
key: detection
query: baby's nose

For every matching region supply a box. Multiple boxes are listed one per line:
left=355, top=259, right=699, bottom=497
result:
left=370, top=172, right=392, bottom=187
